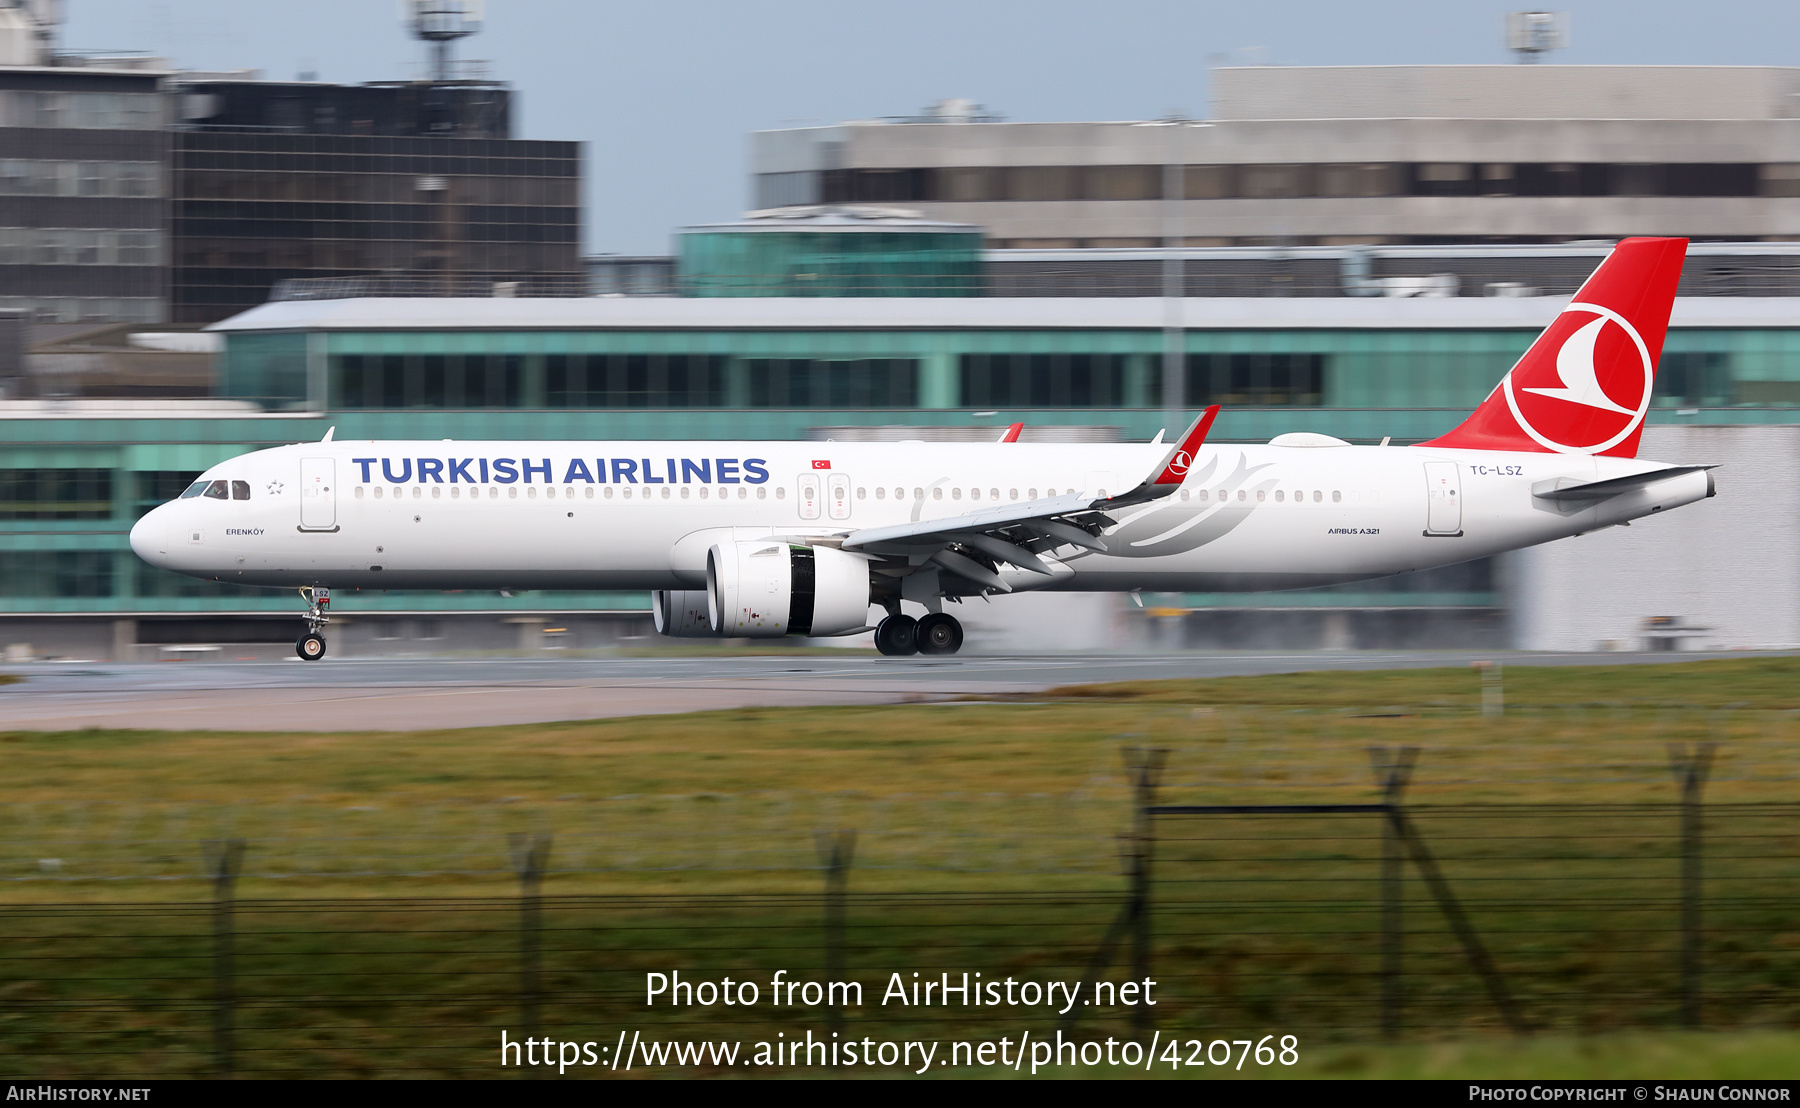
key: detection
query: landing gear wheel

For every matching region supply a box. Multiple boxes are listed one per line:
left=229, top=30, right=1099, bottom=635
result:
left=914, top=613, right=963, bottom=656
left=296, top=632, right=327, bottom=661
left=874, top=615, right=918, bottom=657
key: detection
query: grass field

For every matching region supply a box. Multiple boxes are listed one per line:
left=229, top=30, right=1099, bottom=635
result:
left=2, top=657, right=1798, bottom=898
left=0, top=657, right=1796, bottom=1078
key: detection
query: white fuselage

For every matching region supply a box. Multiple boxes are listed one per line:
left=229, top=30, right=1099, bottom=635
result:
left=131, top=438, right=1713, bottom=597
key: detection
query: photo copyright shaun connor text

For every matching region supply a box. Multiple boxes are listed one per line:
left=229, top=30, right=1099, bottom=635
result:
left=496, top=969, right=1302, bottom=1074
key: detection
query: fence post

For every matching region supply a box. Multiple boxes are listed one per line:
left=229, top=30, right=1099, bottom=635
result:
left=508, top=832, right=552, bottom=1047
left=816, top=828, right=857, bottom=1059
left=202, top=838, right=246, bottom=1078
left=1369, top=746, right=1418, bottom=1040
left=1669, top=742, right=1715, bottom=1029
left=1125, top=746, right=1167, bottom=1035
left=1473, top=661, right=1503, bottom=717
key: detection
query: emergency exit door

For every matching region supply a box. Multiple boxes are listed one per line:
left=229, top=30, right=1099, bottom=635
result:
left=827, top=473, right=852, bottom=520
left=1424, top=461, right=1461, bottom=536
left=300, top=457, right=337, bottom=531
left=797, top=473, right=822, bottom=520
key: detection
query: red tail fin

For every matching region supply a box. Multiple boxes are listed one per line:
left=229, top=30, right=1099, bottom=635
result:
left=1422, top=237, right=1686, bottom=458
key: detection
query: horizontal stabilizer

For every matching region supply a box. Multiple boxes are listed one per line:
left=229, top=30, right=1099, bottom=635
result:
left=1532, top=465, right=1716, bottom=503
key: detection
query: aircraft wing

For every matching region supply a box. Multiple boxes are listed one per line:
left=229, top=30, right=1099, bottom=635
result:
left=838, top=407, right=1220, bottom=592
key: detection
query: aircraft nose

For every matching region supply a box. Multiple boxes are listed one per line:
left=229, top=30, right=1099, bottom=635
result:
left=129, top=506, right=172, bottom=567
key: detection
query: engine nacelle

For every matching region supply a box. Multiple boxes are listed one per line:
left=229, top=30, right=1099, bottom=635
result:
left=652, top=589, right=718, bottom=637
left=707, top=541, right=871, bottom=638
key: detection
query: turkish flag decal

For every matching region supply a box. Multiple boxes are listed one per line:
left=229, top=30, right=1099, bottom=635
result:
left=811, top=460, right=831, bottom=470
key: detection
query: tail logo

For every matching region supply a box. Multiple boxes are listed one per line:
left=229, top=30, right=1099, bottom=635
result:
left=1167, top=450, right=1192, bottom=476
left=1501, top=302, right=1654, bottom=455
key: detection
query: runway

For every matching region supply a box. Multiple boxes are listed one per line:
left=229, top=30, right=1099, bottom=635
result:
left=0, top=649, right=1779, bottom=732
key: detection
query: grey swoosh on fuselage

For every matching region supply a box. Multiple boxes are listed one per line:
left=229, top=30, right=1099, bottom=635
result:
left=1098, top=452, right=1278, bottom=559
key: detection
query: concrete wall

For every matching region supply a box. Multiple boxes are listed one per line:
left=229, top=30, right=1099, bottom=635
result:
left=1512, top=425, right=1800, bottom=652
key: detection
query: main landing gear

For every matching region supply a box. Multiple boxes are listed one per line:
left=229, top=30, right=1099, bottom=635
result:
left=296, top=586, right=330, bottom=661
left=874, top=611, right=963, bottom=657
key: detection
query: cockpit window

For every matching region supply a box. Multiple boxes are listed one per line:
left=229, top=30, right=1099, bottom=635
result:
left=203, top=480, right=229, bottom=500
left=180, top=480, right=209, bottom=499
left=230, top=480, right=250, bottom=501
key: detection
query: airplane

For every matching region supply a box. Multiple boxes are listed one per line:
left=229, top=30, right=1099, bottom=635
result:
left=131, top=236, right=1714, bottom=660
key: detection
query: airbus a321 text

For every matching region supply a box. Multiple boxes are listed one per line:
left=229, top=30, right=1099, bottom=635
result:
left=132, top=237, right=1715, bottom=660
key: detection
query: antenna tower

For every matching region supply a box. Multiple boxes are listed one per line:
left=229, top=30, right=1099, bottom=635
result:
left=404, top=0, right=483, bottom=82
left=1505, top=11, right=1569, bottom=64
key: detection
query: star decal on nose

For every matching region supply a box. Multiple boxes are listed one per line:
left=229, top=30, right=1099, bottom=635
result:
left=266, top=480, right=286, bottom=496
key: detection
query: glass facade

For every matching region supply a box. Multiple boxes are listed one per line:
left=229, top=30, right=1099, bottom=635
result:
left=0, top=469, right=114, bottom=520
left=171, top=132, right=584, bottom=324
left=217, top=325, right=1800, bottom=417
left=0, top=71, right=168, bottom=323
left=678, top=230, right=982, bottom=297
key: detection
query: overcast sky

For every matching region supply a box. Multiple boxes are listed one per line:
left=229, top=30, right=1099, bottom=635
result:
left=61, top=1, right=1800, bottom=255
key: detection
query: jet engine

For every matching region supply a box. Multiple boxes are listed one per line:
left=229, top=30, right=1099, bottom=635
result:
left=652, top=589, right=717, bottom=637
left=706, top=541, right=871, bottom=637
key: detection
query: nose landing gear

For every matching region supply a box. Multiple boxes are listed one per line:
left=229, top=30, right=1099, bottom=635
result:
left=296, top=586, right=330, bottom=661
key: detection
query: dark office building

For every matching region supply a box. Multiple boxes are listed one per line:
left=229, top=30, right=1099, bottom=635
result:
left=0, top=65, right=168, bottom=324
left=169, top=79, right=582, bottom=324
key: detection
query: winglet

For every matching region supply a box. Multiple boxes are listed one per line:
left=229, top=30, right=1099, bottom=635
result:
left=998, top=422, right=1024, bottom=443
left=1096, top=406, right=1221, bottom=509
left=321, top=426, right=336, bottom=442
left=1150, top=405, right=1220, bottom=486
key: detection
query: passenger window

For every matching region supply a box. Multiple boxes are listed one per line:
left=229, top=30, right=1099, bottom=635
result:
left=230, top=480, right=250, bottom=500
left=1257, top=490, right=1266, bottom=501
left=204, top=480, right=229, bottom=499
left=1009, top=488, right=1018, bottom=500
left=1028, top=488, right=1037, bottom=499
left=1237, top=490, right=1246, bottom=501
left=876, top=488, right=886, bottom=500
left=355, top=487, right=365, bottom=499
left=1313, top=490, right=1323, bottom=502
left=952, top=488, right=961, bottom=500
left=990, top=488, right=999, bottom=500
left=1275, top=489, right=1284, bottom=502
left=774, top=487, right=784, bottom=500
left=180, top=480, right=209, bottom=499
left=934, top=488, right=943, bottom=500
left=1333, top=490, right=1342, bottom=502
